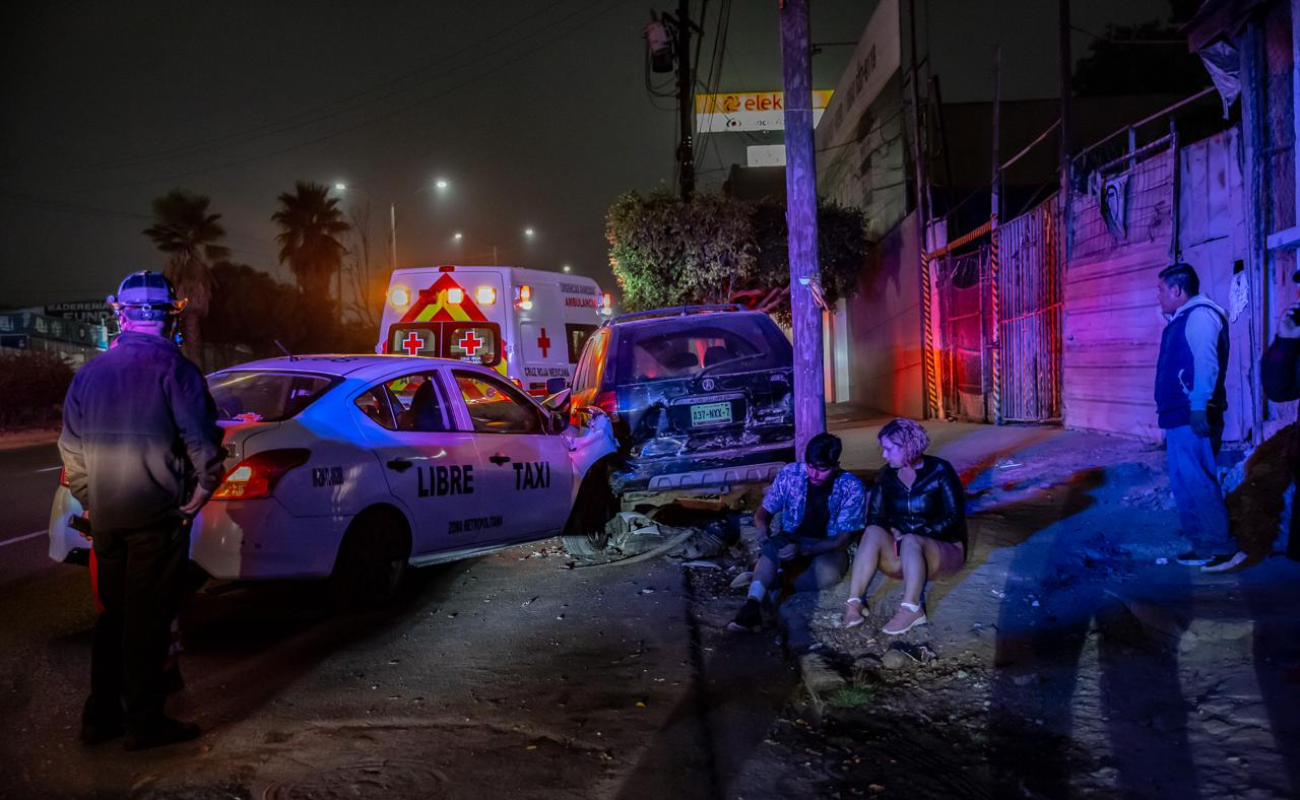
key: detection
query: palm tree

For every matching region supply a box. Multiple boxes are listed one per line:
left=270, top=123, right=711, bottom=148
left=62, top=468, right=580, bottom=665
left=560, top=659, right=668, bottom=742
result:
left=272, top=181, right=350, bottom=312
left=143, top=189, right=230, bottom=365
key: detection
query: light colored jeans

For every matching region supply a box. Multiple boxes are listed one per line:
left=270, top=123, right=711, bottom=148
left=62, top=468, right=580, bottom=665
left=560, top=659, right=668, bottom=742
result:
left=1165, top=424, right=1231, bottom=551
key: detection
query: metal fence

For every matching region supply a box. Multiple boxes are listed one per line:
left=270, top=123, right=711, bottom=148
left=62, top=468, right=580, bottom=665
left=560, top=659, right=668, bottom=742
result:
left=937, top=246, right=992, bottom=423
left=996, top=193, right=1063, bottom=423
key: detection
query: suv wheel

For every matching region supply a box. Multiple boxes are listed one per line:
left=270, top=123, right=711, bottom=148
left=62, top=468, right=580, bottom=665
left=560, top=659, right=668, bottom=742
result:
left=562, top=468, right=616, bottom=556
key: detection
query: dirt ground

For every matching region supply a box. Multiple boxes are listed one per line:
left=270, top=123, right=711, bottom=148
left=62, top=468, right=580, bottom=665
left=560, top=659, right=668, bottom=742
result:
left=670, top=416, right=1300, bottom=800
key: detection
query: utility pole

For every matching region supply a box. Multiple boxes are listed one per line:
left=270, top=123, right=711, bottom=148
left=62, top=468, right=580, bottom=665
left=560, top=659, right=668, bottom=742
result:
left=780, top=0, right=825, bottom=456
left=390, top=203, right=398, bottom=272
left=675, top=0, right=695, bottom=200
left=989, top=46, right=1002, bottom=425
left=1058, top=0, right=1073, bottom=257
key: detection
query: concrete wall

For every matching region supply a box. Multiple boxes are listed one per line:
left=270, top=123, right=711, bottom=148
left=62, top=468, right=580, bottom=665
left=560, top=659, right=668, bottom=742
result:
left=843, top=210, right=925, bottom=418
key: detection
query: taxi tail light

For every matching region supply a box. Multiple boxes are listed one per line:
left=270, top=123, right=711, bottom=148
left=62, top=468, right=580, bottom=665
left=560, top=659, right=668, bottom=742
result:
left=59, top=467, right=69, bottom=487
left=212, top=448, right=311, bottom=500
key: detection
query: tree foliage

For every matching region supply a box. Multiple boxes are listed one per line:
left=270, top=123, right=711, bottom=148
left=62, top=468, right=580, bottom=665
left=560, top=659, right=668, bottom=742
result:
left=142, top=189, right=230, bottom=362
left=272, top=181, right=351, bottom=309
left=1072, top=0, right=1205, bottom=98
left=606, top=189, right=869, bottom=322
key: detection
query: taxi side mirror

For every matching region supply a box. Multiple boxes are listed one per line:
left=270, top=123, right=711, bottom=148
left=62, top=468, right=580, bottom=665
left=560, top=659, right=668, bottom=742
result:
left=550, top=410, right=568, bottom=434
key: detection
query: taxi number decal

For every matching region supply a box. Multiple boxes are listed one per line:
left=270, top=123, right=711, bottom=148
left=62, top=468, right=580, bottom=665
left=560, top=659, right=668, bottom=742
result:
left=513, top=461, right=551, bottom=490
left=448, top=515, right=503, bottom=534
left=419, top=464, right=475, bottom=497
left=312, top=467, right=344, bottom=488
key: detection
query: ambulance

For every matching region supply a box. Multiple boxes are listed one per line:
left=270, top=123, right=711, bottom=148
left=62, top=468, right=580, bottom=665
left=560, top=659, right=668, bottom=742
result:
left=378, top=265, right=611, bottom=396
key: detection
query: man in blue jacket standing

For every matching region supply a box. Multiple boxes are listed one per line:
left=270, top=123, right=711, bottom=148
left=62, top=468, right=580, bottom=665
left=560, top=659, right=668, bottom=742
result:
left=60, top=271, right=225, bottom=750
left=1154, top=262, right=1242, bottom=572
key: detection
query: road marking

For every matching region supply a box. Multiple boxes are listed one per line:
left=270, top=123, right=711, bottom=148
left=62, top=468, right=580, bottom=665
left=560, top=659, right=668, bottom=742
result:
left=0, top=530, right=47, bottom=548
left=34, top=466, right=62, bottom=473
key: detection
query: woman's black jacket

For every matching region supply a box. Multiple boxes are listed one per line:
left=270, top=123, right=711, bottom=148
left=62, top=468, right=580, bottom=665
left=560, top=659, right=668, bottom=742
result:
left=866, top=455, right=967, bottom=554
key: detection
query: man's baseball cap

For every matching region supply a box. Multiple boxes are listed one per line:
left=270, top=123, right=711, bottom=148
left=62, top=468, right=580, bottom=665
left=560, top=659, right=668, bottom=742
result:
left=805, top=433, right=842, bottom=468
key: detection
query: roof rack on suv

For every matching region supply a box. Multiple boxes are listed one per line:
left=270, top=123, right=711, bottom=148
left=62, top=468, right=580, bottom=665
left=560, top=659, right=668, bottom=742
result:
left=605, top=304, right=745, bottom=326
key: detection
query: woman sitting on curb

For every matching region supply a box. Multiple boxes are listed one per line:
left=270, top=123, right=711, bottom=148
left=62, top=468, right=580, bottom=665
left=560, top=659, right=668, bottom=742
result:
left=842, top=418, right=967, bottom=635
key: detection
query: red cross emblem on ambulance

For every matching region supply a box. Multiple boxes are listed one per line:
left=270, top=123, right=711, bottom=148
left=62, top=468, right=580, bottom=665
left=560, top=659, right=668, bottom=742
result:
left=458, top=329, right=484, bottom=357
left=537, top=327, right=551, bottom=358
left=402, top=331, right=424, bottom=356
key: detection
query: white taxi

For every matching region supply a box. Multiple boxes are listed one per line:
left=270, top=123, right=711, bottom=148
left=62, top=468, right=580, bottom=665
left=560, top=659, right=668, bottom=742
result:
left=49, top=355, right=616, bottom=607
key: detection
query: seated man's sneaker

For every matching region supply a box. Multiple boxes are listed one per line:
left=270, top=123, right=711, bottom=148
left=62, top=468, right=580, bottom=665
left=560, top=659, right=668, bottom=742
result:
left=1175, top=550, right=1214, bottom=567
left=1202, top=551, right=1248, bottom=573
left=727, top=599, right=763, bottom=633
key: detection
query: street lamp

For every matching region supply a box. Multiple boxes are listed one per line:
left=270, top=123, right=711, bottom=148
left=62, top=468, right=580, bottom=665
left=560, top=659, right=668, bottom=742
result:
left=524, top=227, right=535, bottom=238
left=562, top=264, right=572, bottom=273
left=453, top=232, right=463, bottom=241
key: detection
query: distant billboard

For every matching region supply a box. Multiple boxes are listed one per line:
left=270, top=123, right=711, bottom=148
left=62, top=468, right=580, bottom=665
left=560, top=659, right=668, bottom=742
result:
left=44, top=300, right=112, bottom=323
left=695, top=90, right=834, bottom=133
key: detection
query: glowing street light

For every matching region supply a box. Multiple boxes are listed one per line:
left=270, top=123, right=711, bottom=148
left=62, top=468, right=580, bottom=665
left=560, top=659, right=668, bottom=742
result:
left=335, top=182, right=347, bottom=191
left=435, top=178, right=449, bottom=190
left=453, top=232, right=463, bottom=241
left=562, top=264, right=572, bottom=273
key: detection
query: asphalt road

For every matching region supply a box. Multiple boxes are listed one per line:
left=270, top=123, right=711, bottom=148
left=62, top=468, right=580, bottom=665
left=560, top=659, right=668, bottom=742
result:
left=0, top=523, right=802, bottom=800
left=0, top=442, right=65, bottom=587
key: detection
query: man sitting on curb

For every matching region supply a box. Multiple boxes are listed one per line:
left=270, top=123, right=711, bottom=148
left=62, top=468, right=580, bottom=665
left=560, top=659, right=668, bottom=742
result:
left=728, top=433, right=866, bottom=633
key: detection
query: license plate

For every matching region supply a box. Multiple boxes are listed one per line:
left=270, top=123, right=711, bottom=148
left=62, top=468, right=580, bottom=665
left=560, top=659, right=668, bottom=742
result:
left=690, top=401, right=732, bottom=426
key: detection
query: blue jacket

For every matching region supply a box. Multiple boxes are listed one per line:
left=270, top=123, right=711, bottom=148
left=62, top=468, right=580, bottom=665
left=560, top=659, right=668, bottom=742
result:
left=58, top=332, right=225, bottom=533
left=1155, top=295, right=1229, bottom=429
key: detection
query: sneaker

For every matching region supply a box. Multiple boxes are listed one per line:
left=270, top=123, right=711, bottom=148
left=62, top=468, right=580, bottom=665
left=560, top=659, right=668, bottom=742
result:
left=124, top=717, right=200, bottom=751
left=1202, top=551, right=1248, bottom=573
left=882, top=602, right=928, bottom=635
left=1175, top=551, right=1214, bottom=566
left=727, top=599, right=763, bottom=633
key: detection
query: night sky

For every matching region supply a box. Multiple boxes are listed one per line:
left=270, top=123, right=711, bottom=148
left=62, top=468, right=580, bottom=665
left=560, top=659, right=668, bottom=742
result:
left=1, top=0, right=1169, bottom=311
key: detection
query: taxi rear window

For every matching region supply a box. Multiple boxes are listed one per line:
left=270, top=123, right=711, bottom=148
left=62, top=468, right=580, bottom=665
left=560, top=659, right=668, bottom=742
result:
left=209, top=371, right=336, bottom=422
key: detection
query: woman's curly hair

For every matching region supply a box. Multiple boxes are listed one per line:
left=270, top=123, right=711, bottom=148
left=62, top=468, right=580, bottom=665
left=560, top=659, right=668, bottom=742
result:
left=878, top=417, right=930, bottom=465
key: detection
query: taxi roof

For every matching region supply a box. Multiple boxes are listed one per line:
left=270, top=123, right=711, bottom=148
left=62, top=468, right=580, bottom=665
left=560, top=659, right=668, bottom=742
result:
left=210, top=354, right=458, bottom=379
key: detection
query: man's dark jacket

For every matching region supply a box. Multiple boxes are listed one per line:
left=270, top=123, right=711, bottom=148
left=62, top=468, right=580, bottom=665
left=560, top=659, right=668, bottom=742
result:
left=59, top=332, right=225, bottom=533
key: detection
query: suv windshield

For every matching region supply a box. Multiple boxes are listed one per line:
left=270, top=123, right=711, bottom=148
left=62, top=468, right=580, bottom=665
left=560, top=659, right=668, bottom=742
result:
left=615, top=315, right=792, bottom=384
left=208, top=371, right=336, bottom=422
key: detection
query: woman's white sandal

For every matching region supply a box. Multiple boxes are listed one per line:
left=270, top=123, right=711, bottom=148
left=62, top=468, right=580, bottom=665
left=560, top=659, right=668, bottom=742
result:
left=842, top=597, right=866, bottom=629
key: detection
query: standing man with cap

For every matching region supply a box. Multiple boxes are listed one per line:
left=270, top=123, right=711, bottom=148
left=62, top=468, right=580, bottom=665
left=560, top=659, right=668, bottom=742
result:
left=60, top=271, right=225, bottom=750
left=728, top=433, right=866, bottom=633
left=1154, top=262, right=1243, bottom=572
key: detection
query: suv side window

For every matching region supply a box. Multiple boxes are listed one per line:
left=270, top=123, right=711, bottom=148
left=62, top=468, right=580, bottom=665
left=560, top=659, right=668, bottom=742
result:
left=574, top=329, right=610, bottom=393
left=453, top=371, right=543, bottom=434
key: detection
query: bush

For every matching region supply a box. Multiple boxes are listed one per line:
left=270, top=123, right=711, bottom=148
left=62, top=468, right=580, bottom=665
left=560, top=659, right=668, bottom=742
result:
left=0, top=349, right=74, bottom=431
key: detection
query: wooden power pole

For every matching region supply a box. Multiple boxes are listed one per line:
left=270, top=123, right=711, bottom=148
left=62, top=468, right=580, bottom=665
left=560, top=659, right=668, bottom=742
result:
left=780, top=0, right=826, bottom=457
left=675, top=0, right=696, bottom=200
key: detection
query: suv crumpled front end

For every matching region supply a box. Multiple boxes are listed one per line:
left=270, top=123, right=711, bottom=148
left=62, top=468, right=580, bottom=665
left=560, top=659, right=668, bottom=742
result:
left=610, top=366, right=795, bottom=495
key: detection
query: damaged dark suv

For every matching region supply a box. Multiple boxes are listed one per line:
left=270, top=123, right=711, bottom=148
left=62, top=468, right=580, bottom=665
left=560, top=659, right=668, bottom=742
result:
left=565, top=306, right=795, bottom=547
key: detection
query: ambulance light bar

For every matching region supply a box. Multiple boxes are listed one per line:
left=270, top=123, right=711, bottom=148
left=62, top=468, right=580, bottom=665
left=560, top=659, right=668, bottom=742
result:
left=447, top=288, right=465, bottom=304
left=601, top=292, right=613, bottom=315
left=388, top=286, right=411, bottom=310
left=518, top=284, right=533, bottom=311
left=476, top=286, right=497, bottom=305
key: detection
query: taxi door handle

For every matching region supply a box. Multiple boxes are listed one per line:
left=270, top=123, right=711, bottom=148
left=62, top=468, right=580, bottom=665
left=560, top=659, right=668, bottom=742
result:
left=386, top=459, right=414, bottom=472
left=488, top=454, right=511, bottom=465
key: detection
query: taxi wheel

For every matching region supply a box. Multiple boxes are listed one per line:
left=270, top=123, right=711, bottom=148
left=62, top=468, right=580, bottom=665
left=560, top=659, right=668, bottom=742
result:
left=561, top=470, right=615, bottom=556
left=329, top=510, right=411, bottom=611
